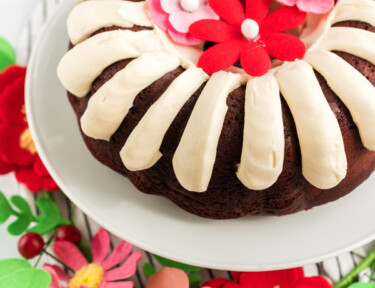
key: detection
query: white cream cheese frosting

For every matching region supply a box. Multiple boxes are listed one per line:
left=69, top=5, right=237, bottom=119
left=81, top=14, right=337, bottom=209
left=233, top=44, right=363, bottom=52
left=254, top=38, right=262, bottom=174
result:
left=173, top=72, right=244, bottom=192
left=68, top=1, right=153, bottom=45
left=305, top=49, right=375, bottom=150
left=237, top=75, right=284, bottom=191
left=57, top=29, right=161, bottom=97
left=58, top=0, right=375, bottom=193
left=120, top=67, right=208, bottom=171
left=81, top=52, right=180, bottom=141
left=276, top=61, right=347, bottom=189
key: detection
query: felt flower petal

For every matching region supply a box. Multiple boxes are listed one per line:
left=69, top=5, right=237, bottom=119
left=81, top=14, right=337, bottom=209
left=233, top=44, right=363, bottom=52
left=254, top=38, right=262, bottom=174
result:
left=147, top=267, right=189, bottom=288
left=0, top=124, right=35, bottom=166
left=0, top=77, right=26, bottom=124
left=239, top=268, right=304, bottom=286
left=263, top=33, right=306, bottom=61
left=0, top=156, right=14, bottom=174
left=189, top=20, right=242, bottom=43
left=246, top=0, right=271, bottom=23
left=297, top=0, right=334, bottom=14
left=168, top=26, right=203, bottom=45
left=263, top=6, right=306, bottom=33
left=53, top=240, right=88, bottom=272
left=33, top=155, right=49, bottom=177
left=0, top=65, right=26, bottom=97
left=102, top=241, right=134, bottom=270
left=198, top=40, right=246, bottom=75
left=148, top=0, right=169, bottom=31
left=201, top=278, right=232, bottom=288
left=103, top=251, right=142, bottom=281
left=160, top=0, right=180, bottom=14
left=208, top=0, right=245, bottom=26
left=15, top=166, right=58, bottom=192
left=276, top=0, right=297, bottom=5
left=44, top=264, right=71, bottom=282
left=100, top=282, right=134, bottom=288
left=169, top=6, right=219, bottom=33
left=222, top=283, right=242, bottom=288
left=295, top=276, right=333, bottom=288
left=240, top=43, right=271, bottom=77
left=92, top=228, right=111, bottom=264
left=43, top=265, right=63, bottom=288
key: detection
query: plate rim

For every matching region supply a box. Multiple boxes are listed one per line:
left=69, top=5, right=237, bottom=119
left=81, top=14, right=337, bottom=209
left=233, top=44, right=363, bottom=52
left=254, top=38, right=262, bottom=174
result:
left=25, top=0, right=375, bottom=271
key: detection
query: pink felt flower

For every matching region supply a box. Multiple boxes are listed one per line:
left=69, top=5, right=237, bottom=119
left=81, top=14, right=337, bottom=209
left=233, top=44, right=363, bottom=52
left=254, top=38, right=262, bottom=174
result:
left=148, top=0, right=219, bottom=45
left=44, top=228, right=142, bottom=288
left=275, top=0, right=334, bottom=14
left=147, top=267, right=189, bottom=288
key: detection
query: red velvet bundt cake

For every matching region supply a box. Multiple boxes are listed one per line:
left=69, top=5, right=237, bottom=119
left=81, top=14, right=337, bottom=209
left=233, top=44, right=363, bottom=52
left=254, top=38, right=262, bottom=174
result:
left=58, top=0, right=375, bottom=218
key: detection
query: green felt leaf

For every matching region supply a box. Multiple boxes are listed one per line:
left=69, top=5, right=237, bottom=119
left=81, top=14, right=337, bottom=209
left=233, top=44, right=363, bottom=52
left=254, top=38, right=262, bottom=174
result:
left=28, top=198, right=69, bottom=235
left=0, top=268, right=51, bottom=288
left=0, top=37, right=16, bottom=71
left=10, top=196, right=34, bottom=218
left=0, top=192, right=13, bottom=224
left=7, top=214, right=33, bottom=236
left=348, top=283, right=375, bottom=288
left=79, top=239, right=93, bottom=262
left=0, top=259, right=30, bottom=277
left=188, top=273, right=201, bottom=288
left=142, top=263, right=156, bottom=279
left=153, top=255, right=203, bottom=272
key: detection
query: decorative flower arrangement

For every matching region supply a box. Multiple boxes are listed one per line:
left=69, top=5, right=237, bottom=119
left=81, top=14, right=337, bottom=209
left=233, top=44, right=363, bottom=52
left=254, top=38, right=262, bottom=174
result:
left=45, top=228, right=142, bottom=288
left=189, top=0, right=307, bottom=76
left=275, top=0, right=335, bottom=14
left=0, top=65, right=58, bottom=192
left=148, top=0, right=337, bottom=77
left=148, top=0, right=219, bottom=45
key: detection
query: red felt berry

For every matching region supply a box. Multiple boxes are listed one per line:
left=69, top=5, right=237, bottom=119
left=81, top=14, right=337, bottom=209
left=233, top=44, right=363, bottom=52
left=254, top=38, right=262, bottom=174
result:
left=54, top=225, right=82, bottom=244
left=18, top=232, right=44, bottom=259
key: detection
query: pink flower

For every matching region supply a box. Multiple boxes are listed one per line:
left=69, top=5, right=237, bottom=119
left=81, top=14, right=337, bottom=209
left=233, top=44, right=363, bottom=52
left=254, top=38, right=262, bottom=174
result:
left=148, top=0, right=219, bottom=45
left=275, top=0, right=334, bottom=14
left=44, top=228, right=142, bottom=288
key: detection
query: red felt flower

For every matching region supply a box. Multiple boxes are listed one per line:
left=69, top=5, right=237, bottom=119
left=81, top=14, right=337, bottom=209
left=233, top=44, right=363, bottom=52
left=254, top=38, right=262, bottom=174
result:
left=189, top=0, right=307, bottom=76
left=0, top=65, right=58, bottom=192
left=201, top=268, right=333, bottom=288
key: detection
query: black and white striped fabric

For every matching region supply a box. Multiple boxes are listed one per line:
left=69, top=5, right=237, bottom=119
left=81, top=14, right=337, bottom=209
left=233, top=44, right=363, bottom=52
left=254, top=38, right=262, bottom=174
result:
left=17, top=0, right=371, bottom=286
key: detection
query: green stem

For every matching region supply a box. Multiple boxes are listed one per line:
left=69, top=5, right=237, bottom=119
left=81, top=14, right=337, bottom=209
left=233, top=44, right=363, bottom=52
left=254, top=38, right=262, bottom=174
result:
left=335, top=247, right=375, bottom=288
left=33, top=234, right=55, bottom=268
left=42, top=249, right=74, bottom=273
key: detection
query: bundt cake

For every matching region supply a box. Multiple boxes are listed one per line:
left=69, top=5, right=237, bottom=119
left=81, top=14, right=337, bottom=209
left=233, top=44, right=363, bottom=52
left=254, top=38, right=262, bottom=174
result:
left=58, top=0, right=375, bottom=219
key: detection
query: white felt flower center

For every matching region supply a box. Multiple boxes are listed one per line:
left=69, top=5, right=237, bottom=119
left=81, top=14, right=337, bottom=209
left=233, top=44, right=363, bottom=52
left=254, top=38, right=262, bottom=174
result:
left=180, top=0, right=200, bottom=12
left=241, top=19, right=260, bottom=40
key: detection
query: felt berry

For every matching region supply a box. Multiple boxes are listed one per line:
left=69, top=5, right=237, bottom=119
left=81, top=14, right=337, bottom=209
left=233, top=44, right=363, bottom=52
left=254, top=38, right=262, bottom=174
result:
left=18, top=232, right=44, bottom=259
left=54, top=225, right=82, bottom=244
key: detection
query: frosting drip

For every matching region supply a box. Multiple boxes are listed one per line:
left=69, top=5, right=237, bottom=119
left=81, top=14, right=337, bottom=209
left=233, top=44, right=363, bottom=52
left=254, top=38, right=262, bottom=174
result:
left=276, top=61, right=347, bottom=189
left=318, top=27, right=375, bottom=66
left=333, top=0, right=375, bottom=26
left=173, top=72, right=243, bottom=192
left=305, top=49, right=375, bottom=151
left=81, top=52, right=180, bottom=141
left=57, top=30, right=161, bottom=97
left=237, top=75, right=284, bottom=190
left=120, top=67, right=208, bottom=171
left=68, top=1, right=153, bottom=45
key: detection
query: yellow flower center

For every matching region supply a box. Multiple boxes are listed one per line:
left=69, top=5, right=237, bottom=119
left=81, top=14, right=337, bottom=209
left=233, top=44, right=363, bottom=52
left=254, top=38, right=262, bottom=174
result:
left=69, top=263, right=105, bottom=288
left=20, top=128, right=37, bottom=154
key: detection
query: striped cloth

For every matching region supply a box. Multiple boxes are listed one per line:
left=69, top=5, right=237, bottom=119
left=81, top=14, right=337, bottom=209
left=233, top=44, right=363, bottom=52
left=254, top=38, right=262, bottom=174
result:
left=16, top=0, right=372, bottom=286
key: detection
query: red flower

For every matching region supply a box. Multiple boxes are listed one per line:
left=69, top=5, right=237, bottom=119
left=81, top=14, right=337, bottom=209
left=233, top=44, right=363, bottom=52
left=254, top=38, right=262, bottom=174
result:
left=201, top=268, right=333, bottom=288
left=0, top=65, right=58, bottom=192
left=189, top=0, right=307, bottom=76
